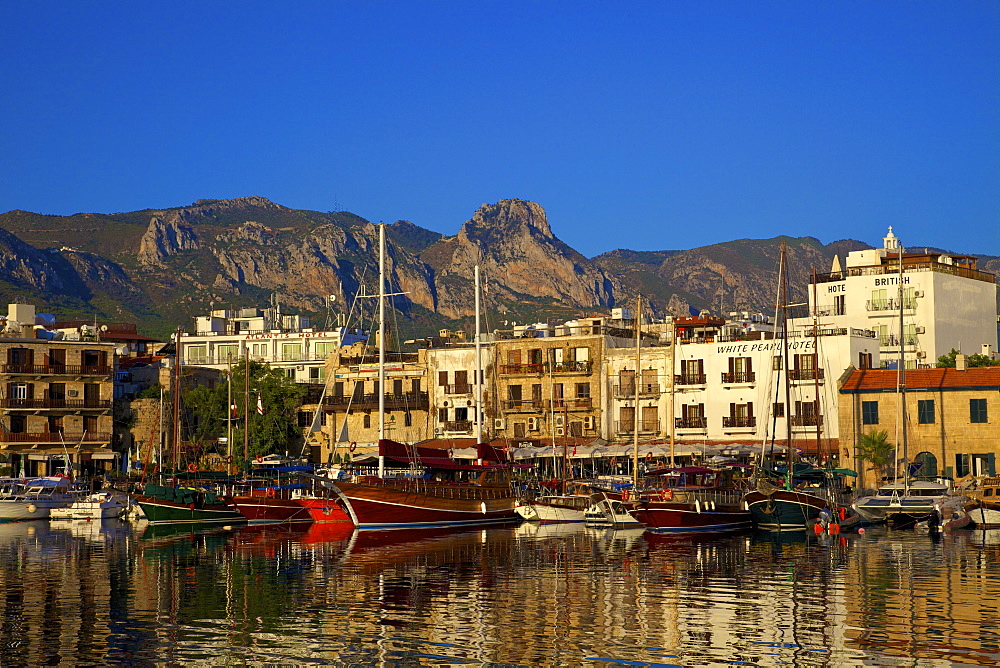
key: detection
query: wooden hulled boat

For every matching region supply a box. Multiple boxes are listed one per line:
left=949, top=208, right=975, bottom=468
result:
left=966, top=477, right=1000, bottom=528
left=330, top=440, right=517, bottom=529
left=135, top=483, right=247, bottom=525
left=631, top=467, right=752, bottom=533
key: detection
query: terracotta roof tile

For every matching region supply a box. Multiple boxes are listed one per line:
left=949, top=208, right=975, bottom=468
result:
left=841, top=367, right=1000, bottom=393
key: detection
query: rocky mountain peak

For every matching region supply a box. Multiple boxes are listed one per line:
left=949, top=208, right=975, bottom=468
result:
left=465, top=199, right=553, bottom=241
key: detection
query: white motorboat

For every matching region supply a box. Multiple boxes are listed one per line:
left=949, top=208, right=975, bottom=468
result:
left=49, top=491, right=127, bottom=520
left=852, top=480, right=969, bottom=527
left=515, top=494, right=591, bottom=523
left=583, top=492, right=643, bottom=527
left=0, top=477, right=76, bottom=523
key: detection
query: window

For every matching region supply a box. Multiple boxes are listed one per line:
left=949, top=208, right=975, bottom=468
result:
left=917, top=400, right=935, bottom=424
left=971, top=398, right=988, bottom=424
left=956, top=453, right=970, bottom=478
left=455, top=407, right=468, bottom=421
left=10, top=382, right=29, bottom=400
left=862, top=401, right=879, bottom=425
left=363, top=413, right=371, bottom=429
left=186, top=345, right=207, bottom=364
left=313, top=341, right=336, bottom=360
left=858, top=352, right=872, bottom=370
left=576, top=383, right=591, bottom=400
left=773, top=402, right=784, bottom=418
left=772, top=356, right=782, bottom=371
left=309, top=366, right=324, bottom=381
left=281, top=343, right=302, bottom=361
left=834, top=294, right=846, bottom=316
left=216, top=344, right=238, bottom=362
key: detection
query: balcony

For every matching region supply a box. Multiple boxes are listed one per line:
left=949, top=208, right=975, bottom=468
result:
left=499, top=363, right=546, bottom=375
left=0, top=432, right=112, bottom=445
left=675, top=416, right=707, bottom=429
left=0, top=364, right=114, bottom=377
left=790, top=414, right=824, bottom=427
left=551, top=361, right=593, bottom=374
left=674, top=374, right=706, bottom=386
left=788, top=369, right=825, bottom=382
left=866, top=297, right=917, bottom=313
left=505, top=399, right=542, bottom=412
left=443, top=420, right=473, bottom=433
left=553, top=398, right=593, bottom=411
left=323, top=392, right=429, bottom=411
left=722, top=416, right=757, bottom=429
left=445, top=383, right=473, bottom=395
left=0, top=398, right=112, bottom=410
left=878, top=334, right=919, bottom=347
left=616, top=419, right=660, bottom=434
left=721, top=372, right=756, bottom=384
left=613, top=383, right=661, bottom=397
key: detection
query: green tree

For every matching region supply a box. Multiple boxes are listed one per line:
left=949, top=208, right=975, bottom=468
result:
left=857, top=429, right=895, bottom=483
left=936, top=348, right=1000, bottom=368
left=183, top=360, right=308, bottom=469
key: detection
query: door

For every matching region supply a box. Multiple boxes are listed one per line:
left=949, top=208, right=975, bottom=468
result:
left=84, top=383, right=100, bottom=407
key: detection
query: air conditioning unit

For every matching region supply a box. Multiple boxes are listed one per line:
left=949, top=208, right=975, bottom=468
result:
left=554, top=415, right=565, bottom=427
left=68, top=390, right=79, bottom=397
left=555, top=427, right=565, bottom=437
left=442, top=400, right=450, bottom=407
left=916, top=351, right=927, bottom=359
left=295, top=365, right=305, bottom=370
left=466, top=400, right=473, bottom=407
left=434, top=427, right=443, bottom=434
left=493, top=418, right=506, bottom=430
left=584, top=416, right=595, bottom=430
left=915, top=326, right=925, bottom=334
left=914, top=290, right=924, bottom=298
left=528, top=417, right=539, bottom=431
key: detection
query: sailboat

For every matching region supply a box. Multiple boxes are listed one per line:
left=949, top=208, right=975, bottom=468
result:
left=328, top=225, right=518, bottom=529
left=743, top=242, right=839, bottom=532
left=851, top=238, right=970, bottom=529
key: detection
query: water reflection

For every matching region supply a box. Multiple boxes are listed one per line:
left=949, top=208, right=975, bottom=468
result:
left=1, top=519, right=999, bottom=664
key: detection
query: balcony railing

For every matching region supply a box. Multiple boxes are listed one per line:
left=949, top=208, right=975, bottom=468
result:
left=814, top=262, right=995, bottom=286
left=0, top=432, right=112, bottom=444
left=722, top=416, right=757, bottom=428
left=613, top=383, right=661, bottom=397
left=674, top=373, right=706, bottom=386
left=554, top=398, right=593, bottom=410
left=323, top=392, right=429, bottom=411
left=0, top=399, right=111, bottom=410
left=551, top=361, right=593, bottom=374
left=878, top=334, right=919, bottom=347
left=675, top=416, right=707, bottom=429
left=866, top=298, right=917, bottom=312
left=616, top=419, right=660, bottom=433
left=445, top=383, right=473, bottom=395
left=721, top=372, right=756, bottom=384
left=0, top=364, right=113, bottom=376
left=505, top=399, right=542, bottom=412
left=788, top=369, right=825, bottom=381
left=790, top=414, right=824, bottom=427
left=499, top=363, right=546, bottom=375
left=443, top=420, right=473, bottom=432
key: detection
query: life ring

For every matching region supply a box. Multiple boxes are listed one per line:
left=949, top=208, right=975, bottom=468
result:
left=255, top=455, right=264, bottom=464
left=645, top=452, right=653, bottom=463
left=225, top=455, right=234, bottom=464
left=661, top=489, right=673, bottom=502
left=349, top=442, right=357, bottom=453
left=187, top=463, right=197, bottom=473
left=265, top=488, right=275, bottom=498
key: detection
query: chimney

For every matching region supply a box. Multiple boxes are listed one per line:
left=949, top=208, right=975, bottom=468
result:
left=956, top=353, right=967, bottom=371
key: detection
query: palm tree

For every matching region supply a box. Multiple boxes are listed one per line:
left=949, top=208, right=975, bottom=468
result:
left=857, top=429, right=894, bottom=487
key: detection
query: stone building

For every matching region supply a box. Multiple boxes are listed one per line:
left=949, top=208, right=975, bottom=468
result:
left=0, top=303, right=116, bottom=477
left=838, top=362, right=1000, bottom=489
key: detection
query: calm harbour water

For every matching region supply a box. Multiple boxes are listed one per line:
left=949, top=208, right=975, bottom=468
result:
left=1, top=519, right=998, bottom=666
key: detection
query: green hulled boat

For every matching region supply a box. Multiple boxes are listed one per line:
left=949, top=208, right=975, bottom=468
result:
left=135, top=484, right=246, bottom=525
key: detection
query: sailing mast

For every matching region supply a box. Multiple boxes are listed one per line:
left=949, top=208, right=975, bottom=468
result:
left=172, top=327, right=182, bottom=481
left=474, top=265, right=483, bottom=444
left=378, top=222, right=386, bottom=478
left=633, top=295, right=641, bottom=490
left=779, top=242, right=794, bottom=490
left=897, top=238, right=908, bottom=490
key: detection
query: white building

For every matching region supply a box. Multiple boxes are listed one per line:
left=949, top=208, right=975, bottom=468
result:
left=805, top=227, right=998, bottom=368
left=423, top=331, right=494, bottom=440
left=179, top=307, right=367, bottom=383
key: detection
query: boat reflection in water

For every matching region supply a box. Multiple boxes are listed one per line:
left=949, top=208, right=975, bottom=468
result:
left=4, top=517, right=1000, bottom=665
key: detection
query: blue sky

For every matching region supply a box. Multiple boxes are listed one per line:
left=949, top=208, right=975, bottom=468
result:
left=1, top=2, right=997, bottom=258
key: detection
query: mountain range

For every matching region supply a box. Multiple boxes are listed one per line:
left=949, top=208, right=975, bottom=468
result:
left=0, top=197, right=996, bottom=341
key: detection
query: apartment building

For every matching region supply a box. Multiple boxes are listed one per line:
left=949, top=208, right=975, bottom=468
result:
left=178, top=306, right=367, bottom=383
left=306, top=342, right=431, bottom=461
left=424, top=330, right=493, bottom=440
left=491, top=317, right=637, bottom=444
left=839, top=363, right=1000, bottom=489
left=806, top=227, right=997, bottom=368
left=0, top=303, right=116, bottom=477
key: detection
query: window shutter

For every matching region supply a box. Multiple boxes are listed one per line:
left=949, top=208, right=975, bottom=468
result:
left=747, top=402, right=754, bottom=418
left=26, top=384, right=34, bottom=400
left=438, top=371, right=448, bottom=387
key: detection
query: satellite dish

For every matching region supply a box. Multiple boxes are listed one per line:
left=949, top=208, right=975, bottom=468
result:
left=100, top=325, right=109, bottom=332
